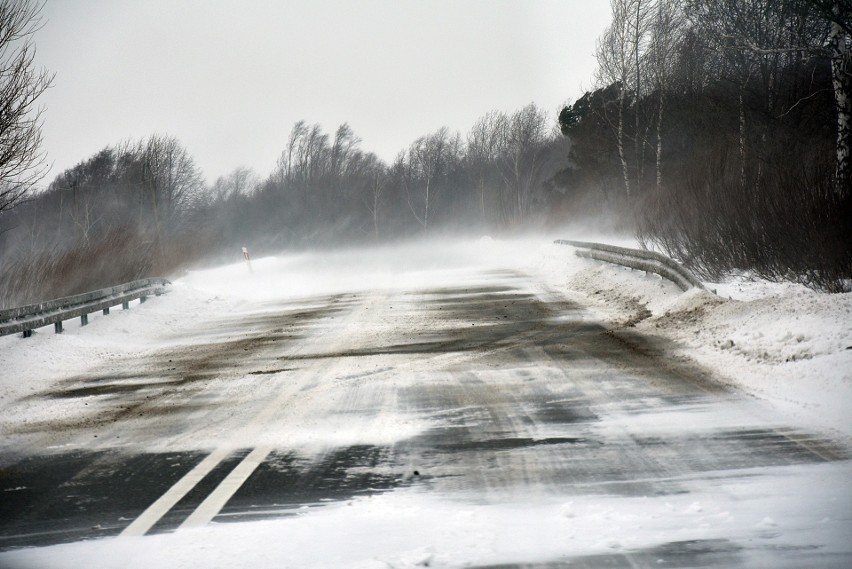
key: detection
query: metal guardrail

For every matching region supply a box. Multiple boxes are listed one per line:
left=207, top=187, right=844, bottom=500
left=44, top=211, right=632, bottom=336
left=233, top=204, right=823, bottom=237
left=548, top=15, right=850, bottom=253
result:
left=0, top=278, right=171, bottom=338
left=554, top=240, right=705, bottom=291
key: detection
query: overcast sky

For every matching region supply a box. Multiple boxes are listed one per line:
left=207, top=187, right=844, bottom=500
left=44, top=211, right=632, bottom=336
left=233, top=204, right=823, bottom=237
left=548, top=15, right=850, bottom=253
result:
left=33, top=0, right=610, bottom=185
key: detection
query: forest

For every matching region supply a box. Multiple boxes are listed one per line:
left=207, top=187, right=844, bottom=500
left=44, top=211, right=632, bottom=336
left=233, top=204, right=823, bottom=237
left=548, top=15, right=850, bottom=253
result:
left=0, top=0, right=849, bottom=306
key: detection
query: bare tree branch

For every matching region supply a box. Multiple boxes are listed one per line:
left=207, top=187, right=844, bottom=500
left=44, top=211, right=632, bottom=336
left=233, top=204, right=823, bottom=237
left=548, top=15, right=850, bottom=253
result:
left=0, top=0, right=54, bottom=214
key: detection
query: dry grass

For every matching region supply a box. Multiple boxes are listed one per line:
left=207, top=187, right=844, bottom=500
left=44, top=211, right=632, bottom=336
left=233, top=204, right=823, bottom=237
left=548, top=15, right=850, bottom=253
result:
left=0, top=227, right=215, bottom=308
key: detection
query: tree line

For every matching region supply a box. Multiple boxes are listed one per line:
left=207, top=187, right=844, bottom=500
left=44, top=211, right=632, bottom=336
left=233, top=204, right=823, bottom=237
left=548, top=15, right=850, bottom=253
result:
left=561, top=0, right=850, bottom=291
left=0, top=0, right=849, bottom=305
left=0, top=105, right=573, bottom=305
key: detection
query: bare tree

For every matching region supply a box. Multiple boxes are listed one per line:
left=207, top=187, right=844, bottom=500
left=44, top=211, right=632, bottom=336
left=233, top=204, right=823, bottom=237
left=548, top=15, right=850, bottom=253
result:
left=211, top=166, right=257, bottom=203
left=275, top=121, right=331, bottom=210
left=646, top=0, right=683, bottom=192
left=405, top=126, right=450, bottom=228
left=66, top=175, right=101, bottom=244
left=329, top=123, right=360, bottom=183
left=818, top=0, right=851, bottom=194
left=0, top=0, right=53, bottom=214
left=596, top=0, right=648, bottom=196
left=298, top=124, right=329, bottom=196
left=361, top=156, right=386, bottom=240
left=276, top=120, right=307, bottom=186
left=630, top=0, right=653, bottom=191
left=467, top=110, right=507, bottom=223
left=686, top=0, right=840, bottom=191
left=498, top=103, right=551, bottom=224
left=139, top=134, right=204, bottom=243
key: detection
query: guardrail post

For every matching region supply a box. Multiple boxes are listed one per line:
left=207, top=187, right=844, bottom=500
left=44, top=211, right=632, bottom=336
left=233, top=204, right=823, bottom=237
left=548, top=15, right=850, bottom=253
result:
left=22, top=330, right=32, bottom=338
left=140, top=296, right=147, bottom=303
left=103, top=307, right=110, bottom=315
left=54, top=321, right=63, bottom=334
left=81, top=314, right=89, bottom=326
left=122, top=301, right=130, bottom=310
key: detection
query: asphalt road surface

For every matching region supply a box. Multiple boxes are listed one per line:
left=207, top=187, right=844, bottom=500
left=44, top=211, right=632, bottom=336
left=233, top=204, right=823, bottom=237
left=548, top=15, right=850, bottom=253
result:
left=1, top=267, right=849, bottom=567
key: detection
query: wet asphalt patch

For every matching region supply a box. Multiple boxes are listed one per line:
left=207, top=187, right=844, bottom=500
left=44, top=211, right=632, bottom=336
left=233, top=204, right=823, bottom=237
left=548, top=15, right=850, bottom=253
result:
left=267, top=297, right=600, bottom=364
left=434, top=436, right=593, bottom=453
left=411, top=285, right=518, bottom=297
left=0, top=450, right=205, bottom=550
left=0, top=444, right=410, bottom=547
left=531, top=400, right=600, bottom=425
left=212, top=445, right=407, bottom=523
left=247, top=368, right=292, bottom=375
left=398, top=410, right=844, bottom=498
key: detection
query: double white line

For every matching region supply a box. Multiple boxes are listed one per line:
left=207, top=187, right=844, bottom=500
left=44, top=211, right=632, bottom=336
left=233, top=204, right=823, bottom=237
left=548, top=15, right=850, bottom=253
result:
left=120, top=295, right=369, bottom=537
left=121, top=341, right=340, bottom=535
left=120, top=445, right=273, bottom=536
left=119, top=370, right=293, bottom=537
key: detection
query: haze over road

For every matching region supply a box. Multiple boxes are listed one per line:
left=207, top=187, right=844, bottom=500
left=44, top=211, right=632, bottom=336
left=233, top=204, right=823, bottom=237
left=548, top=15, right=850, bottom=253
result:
left=0, top=252, right=849, bottom=568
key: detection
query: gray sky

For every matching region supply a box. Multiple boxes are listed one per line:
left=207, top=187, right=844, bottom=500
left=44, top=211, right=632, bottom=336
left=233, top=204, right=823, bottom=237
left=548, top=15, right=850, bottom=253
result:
left=33, top=0, right=610, bottom=185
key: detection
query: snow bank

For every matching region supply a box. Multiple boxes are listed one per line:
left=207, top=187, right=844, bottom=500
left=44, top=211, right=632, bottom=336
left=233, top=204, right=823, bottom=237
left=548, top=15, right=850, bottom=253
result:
left=549, top=242, right=852, bottom=441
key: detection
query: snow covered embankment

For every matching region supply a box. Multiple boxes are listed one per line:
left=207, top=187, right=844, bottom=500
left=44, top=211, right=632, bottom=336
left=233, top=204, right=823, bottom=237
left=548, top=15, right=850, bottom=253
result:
left=542, top=244, right=852, bottom=442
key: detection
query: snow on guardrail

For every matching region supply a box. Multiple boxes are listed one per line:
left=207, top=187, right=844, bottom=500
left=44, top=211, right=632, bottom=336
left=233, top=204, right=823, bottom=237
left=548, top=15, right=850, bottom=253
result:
left=0, top=278, right=171, bottom=338
left=554, top=240, right=705, bottom=292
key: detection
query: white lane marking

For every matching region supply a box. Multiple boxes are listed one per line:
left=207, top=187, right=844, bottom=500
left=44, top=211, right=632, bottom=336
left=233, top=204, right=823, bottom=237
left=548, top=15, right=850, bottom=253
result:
left=119, top=372, right=301, bottom=536
left=118, top=294, right=377, bottom=535
left=119, top=446, right=233, bottom=537
left=179, top=445, right=273, bottom=529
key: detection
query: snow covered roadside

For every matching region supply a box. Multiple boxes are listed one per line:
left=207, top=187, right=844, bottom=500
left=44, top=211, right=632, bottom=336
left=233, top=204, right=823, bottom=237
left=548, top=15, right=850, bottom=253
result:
left=0, top=237, right=556, bottom=442
left=0, top=237, right=850, bottom=568
left=2, top=236, right=849, bottom=445
left=534, top=241, right=852, bottom=443
left=0, top=282, right=233, bottom=437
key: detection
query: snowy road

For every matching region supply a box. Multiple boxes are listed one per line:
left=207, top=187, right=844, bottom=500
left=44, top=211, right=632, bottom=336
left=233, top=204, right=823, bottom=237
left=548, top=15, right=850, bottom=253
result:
left=1, top=245, right=850, bottom=568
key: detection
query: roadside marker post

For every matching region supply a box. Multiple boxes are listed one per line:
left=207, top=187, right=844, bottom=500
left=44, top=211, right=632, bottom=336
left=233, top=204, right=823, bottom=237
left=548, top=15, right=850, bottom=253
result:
left=242, top=246, right=253, bottom=273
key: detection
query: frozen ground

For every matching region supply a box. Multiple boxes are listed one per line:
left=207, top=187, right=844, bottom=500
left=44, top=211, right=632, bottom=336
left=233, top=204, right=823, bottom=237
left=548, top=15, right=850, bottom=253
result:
left=0, top=237, right=849, bottom=568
